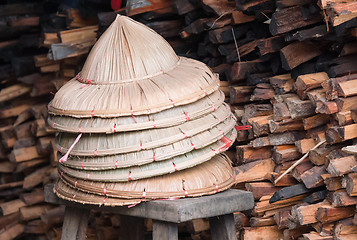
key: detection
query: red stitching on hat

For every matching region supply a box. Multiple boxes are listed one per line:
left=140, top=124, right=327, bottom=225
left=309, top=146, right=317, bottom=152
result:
left=153, top=120, right=157, bottom=128
left=128, top=172, right=132, bottom=181
left=73, top=194, right=76, bottom=199
left=153, top=153, right=156, bottom=161
left=173, top=162, right=177, bottom=171
left=62, top=109, right=65, bottom=114
left=215, top=184, right=219, bottom=193
left=184, top=189, right=188, bottom=197
left=140, top=142, right=143, bottom=150
left=182, top=131, right=187, bottom=138
left=78, top=127, right=82, bottom=133
left=52, top=122, right=55, bottom=128
left=191, top=143, right=196, bottom=150
left=91, top=110, right=94, bottom=117
left=209, top=104, right=216, bottom=111
left=142, top=190, right=146, bottom=199
left=81, top=162, right=84, bottom=169
left=86, top=173, right=90, bottom=179
left=113, top=124, right=116, bottom=133
left=103, top=188, right=107, bottom=195
left=60, top=147, right=63, bottom=153
left=74, top=181, right=77, bottom=188
left=130, top=107, right=138, bottom=123
left=169, top=98, right=175, bottom=107
left=115, top=161, right=118, bottom=168
left=94, top=149, right=98, bottom=156
left=184, top=112, right=190, bottom=121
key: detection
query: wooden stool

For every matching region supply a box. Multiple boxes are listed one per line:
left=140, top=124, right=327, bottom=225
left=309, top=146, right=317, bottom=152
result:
left=44, top=184, right=254, bottom=240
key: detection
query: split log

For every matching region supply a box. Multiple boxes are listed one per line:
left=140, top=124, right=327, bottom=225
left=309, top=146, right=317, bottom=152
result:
left=250, top=131, right=305, bottom=148
left=322, top=174, right=343, bottom=191
left=229, top=86, right=254, bottom=104
left=269, top=183, right=316, bottom=204
left=236, top=145, right=272, bottom=164
left=326, top=123, right=357, bottom=144
left=300, top=166, right=327, bottom=189
left=240, top=226, right=284, bottom=240
left=234, top=158, right=275, bottom=183
left=280, top=42, right=322, bottom=70
left=316, top=205, right=355, bottom=223
left=293, top=201, right=331, bottom=225
left=250, top=216, right=276, bottom=227
left=273, top=103, right=291, bottom=122
left=285, top=96, right=315, bottom=120
left=345, top=173, right=357, bottom=196
left=295, top=72, right=329, bottom=92
left=245, top=182, right=281, bottom=201
left=295, top=138, right=316, bottom=154
left=327, top=155, right=357, bottom=177
left=269, top=5, right=322, bottom=35
left=328, top=191, right=357, bottom=207
left=272, top=145, right=302, bottom=163
left=269, top=118, right=304, bottom=134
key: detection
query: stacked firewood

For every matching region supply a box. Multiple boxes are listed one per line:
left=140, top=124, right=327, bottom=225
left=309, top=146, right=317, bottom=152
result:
left=0, top=1, right=106, bottom=239
left=1, top=0, right=357, bottom=239
left=126, top=0, right=357, bottom=239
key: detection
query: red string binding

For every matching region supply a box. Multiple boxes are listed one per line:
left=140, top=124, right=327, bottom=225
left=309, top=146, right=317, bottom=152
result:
left=130, top=107, right=138, bottom=123
left=219, top=136, right=233, bottom=151
left=184, top=112, right=190, bottom=121
left=59, top=133, right=82, bottom=162
left=173, top=162, right=177, bottom=171
left=215, top=184, right=219, bottom=193
left=169, top=98, right=175, bottom=106
left=235, top=125, right=252, bottom=131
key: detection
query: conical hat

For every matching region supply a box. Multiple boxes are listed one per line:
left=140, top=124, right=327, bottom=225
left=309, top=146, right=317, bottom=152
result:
left=48, top=15, right=219, bottom=118
left=57, top=129, right=236, bottom=180
left=55, top=111, right=236, bottom=156
left=48, top=91, right=225, bottom=133
left=59, top=129, right=236, bottom=170
left=54, top=154, right=234, bottom=206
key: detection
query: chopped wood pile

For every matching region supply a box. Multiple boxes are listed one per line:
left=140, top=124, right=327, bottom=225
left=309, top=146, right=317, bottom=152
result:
left=0, top=1, right=105, bottom=239
left=124, top=0, right=357, bottom=239
left=1, top=0, right=357, bottom=239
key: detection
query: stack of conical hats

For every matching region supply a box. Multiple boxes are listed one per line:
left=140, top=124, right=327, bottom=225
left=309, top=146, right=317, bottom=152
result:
left=48, top=15, right=237, bottom=206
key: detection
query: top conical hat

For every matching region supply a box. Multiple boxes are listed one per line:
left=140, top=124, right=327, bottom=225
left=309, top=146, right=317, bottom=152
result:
left=48, top=15, right=219, bottom=118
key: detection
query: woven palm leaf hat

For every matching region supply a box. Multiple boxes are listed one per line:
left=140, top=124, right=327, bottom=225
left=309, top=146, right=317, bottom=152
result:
left=49, top=15, right=237, bottom=206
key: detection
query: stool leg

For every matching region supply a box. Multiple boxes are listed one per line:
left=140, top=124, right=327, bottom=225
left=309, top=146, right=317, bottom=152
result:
left=152, top=220, right=178, bottom=240
left=119, top=215, right=144, bottom=240
left=61, top=206, right=90, bottom=240
left=209, top=214, right=237, bottom=240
